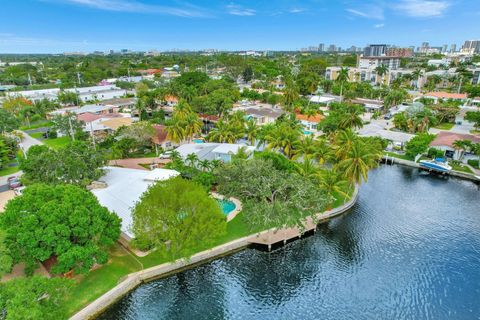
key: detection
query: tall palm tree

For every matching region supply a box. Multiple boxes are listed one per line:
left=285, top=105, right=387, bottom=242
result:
left=183, top=113, right=202, bottom=142
left=335, top=139, right=381, bottom=184
left=292, top=135, right=316, bottom=160
left=333, top=128, right=358, bottom=160
left=338, top=106, right=364, bottom=130
left=316, top=169, right=350, bottom=206
left=198, top=159, right=211, bottom=172
left=295, top=156, right=318, bottom=179
left=165, top=118, right=185, bottom=144
left=412, top=69, right=424, bottom=90
left=313, top=137, right=334, bottom=165
left=245, top=119, right=258, bottom=146
left=337, top=67, right=350, bottom=102
left=375, top=64, right=389, bottom=85
left=186, top=153, right=199, bottom=168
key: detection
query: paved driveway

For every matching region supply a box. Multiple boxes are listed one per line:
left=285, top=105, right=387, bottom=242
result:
left=18, top=130, right=44, bottom=154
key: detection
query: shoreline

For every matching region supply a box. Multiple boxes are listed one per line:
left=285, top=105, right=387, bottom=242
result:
left=70, top=186, right=359, bottom=320
left=383, top=155, right=480, bottom=183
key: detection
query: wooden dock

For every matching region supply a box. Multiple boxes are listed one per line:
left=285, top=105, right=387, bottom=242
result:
left=248, top=186, right=359, bottom=251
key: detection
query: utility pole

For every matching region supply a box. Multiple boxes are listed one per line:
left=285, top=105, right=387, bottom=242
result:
left=89, top=121, right=96, bottom=148
left=68, top=114, right=75, bottom=141
left=77, top=72, right=82, bottom=85
left=27, top=73, right=33, bottom=86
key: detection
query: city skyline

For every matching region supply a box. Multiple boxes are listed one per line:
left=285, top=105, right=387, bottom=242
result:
left=0, top=0, right=479, bottom=53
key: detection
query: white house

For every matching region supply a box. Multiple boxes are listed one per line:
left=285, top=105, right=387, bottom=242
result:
left=176, top=143, right=256, bottom=163
left=91, top=166, right=180, bottom=240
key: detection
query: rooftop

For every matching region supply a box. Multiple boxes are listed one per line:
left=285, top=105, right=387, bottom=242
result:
left=91, top=166, right=180, bottom=238
left=423, top=92, right=468, bottom=100
left=430, top=131, right=480, bottom=148
left=295, top=113, right=325, bottom=123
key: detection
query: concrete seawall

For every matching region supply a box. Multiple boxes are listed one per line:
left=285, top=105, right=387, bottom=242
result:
left=383, top=156, right=480, bottom=183
left=70, top=187, right=359, bottom=320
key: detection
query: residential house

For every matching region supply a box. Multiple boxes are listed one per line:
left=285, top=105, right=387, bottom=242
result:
left=415, top=92, right=468, bottom=104
left=430, top=131, right=480, bottom=160
left=91, top=166, right=180, bottom=240
left=295, top=113, right=325, bottom=132
left=176, top=143, right=256, bottom=163
left=243, top=107, right=284, bottom=125
left=152, top=124, right=176, bottom=151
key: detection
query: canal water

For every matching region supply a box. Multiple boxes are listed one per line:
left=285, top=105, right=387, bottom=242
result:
left=98, top=166, right=480, bottom=320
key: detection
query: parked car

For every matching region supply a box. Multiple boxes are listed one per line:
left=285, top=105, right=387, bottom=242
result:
left=159, top=151, right=172, bottom=159
left=14, top=186, right=26, bottom=196
left=7, top=176, right=22, bottom=190
left=384, top=113, right=392, bottom=120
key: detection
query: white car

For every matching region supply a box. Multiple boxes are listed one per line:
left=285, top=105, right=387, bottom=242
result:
left=14, top=186, right=26, bottom=196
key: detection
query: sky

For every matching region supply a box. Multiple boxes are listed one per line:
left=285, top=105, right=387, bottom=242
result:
left=0, top=0, right=479, bottom=53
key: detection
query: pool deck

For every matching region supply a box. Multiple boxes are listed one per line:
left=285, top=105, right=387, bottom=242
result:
left=248, top=186, right=359, bottom=250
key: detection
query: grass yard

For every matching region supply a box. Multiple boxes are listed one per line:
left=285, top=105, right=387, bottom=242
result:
left=63, top=212, right=256, bottom=315
left=19, top=120, right=53, bottom=131
left=64, top=245, right=142, bottom=316
left=0, top=162, right=20, bottom=177
left=384, top=151, right=411, bottom=161
left=43, top=136, right=71, bottom=149
left=451, top=163, right=474, bottom=174
left=433, top=122, right=455, bottom=130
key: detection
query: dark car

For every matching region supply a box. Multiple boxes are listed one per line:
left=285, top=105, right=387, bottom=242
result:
left=7, top=176, right=22, bottom=190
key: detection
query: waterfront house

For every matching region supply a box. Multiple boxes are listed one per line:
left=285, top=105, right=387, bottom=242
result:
left=430, top=131, right=480, bottom=160
left=91, top=166, right=180, bottom=240
left=176, top=143, right=256, bottom=163
left=416, top=92, right=468, bottom=104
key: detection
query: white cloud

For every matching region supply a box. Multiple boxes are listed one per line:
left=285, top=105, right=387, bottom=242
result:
left=226, top=4, right=256, bottom=16
left=289, top=8, right=306, bottom=14
left=374, top=23, right=385, bottom=28
left=394, top=0, right=451, bottom=17
left=45, top=0, right=209, bottom=17
left=346, top=6, right=384, bottom=20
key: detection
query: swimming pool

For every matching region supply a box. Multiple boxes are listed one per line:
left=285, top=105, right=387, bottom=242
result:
left=217, top=199, right=236, bottom=215
left=193, top=139, right=204, bottom=144
left=303, top=130, right=313, bottom=135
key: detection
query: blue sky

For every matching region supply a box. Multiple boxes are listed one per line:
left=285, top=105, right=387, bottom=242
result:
left=0, top=0, right=479, bottom=53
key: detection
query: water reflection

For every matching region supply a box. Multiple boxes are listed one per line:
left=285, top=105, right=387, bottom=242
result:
left=99, top=166, right=480, bottom=320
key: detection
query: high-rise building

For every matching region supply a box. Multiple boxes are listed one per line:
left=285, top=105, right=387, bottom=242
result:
left=386, top=47, right=413, bottom=57
left=451, top=44, right=457, bottom=53
left=442, top=44, right=448, bottom=53
left=421, top=42, right=429, bottom=48
left=327, top=44, right=336, bottom=52
left=318, top=43, right=325, bottom=52
left=363, top=44, right=388, bottom=57
left=409, top=46, right=416, bottom=52
left=462, top=40, right=480, bottom=53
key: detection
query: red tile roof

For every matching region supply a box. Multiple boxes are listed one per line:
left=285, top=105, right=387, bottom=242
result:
left=295, top=113, right=325, bottom=123
left=77, top=113, right=102, bottom=123
left=424, top=92, right=468, bottom=100
left=430, top=131, right=480, bottom=148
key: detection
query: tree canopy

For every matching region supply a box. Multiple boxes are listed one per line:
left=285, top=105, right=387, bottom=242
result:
left=21, top=141, right=105, bottom=187
left=132, top=177, right=227, bottom=258
left=0, top=276, right=72, bottom=320
left=0, top=184, right=121, bottom=275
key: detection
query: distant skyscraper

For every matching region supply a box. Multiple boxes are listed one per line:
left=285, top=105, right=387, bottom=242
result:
left=442, top=44, right=448, bottom=53
left=363, top=44, right=388, bottom=57
left=421, top=42, right=429, bottom=48
left=328, top=44, right=336, bottom=52
left=409, top=45, right=416, bottom=52
left=451, top=44, right=457, bottom=52
left=318, top=43, right=325, bottom=52
left=462, top=40, right=480, bottom=53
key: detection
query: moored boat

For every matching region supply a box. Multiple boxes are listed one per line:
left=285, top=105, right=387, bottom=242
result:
left=419, top=158, right=452, bottom=173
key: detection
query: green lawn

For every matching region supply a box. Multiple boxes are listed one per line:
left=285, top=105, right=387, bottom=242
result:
left=43, top=136, right=71, bottom=149
left=19, top=121, right=53, bottom=131
left=0, top=163, right=20, bottom=177
left=64, top=245, right=142, bottom=316
left=384, top=151, right=411, bottom=161
left=29, top=132, right=44, bottom=139
left=451, top=163, right=474, bottom=174
left=63, top=212, right=256, bottom=315
left=433, top=122, right=455, bottom=130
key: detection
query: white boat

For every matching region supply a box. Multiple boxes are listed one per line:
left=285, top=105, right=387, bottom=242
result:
left=419, top=158, right=452, bottom=173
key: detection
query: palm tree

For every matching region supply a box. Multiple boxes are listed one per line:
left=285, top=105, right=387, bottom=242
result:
left=412, top=69, right=424, bottom=90
left=170, top=150, right=181, bottom=162
left=282, top=81, right=299, bottom=112
left=295, top=156, right=318, bottom=179
left=264, top=122, right=301, bottom=159
left=316, top=169, right=350, bottom=206
left=375, top=65, right=389, bottom=85
left=245, top=119, right=258, bottom=146
left=186, top=153, right=199, bottom=168
left=338, top=106, right=364, bottom=130
left=333, top=128, right=358, bottom=160
left=337, top=67, right=350, bottom=102
left=292, top=135, right=316, bottom=160
left=198, top=159, right=211, bottom=172
left=165, top=118, right=185, bottom=144
left=207, top=119, right=241, bottom=143
left=335, top=139, right=381, bottom=184
left=183, top=113, right=202, bottom=142
left=313, top=137, right=333, bottom=165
